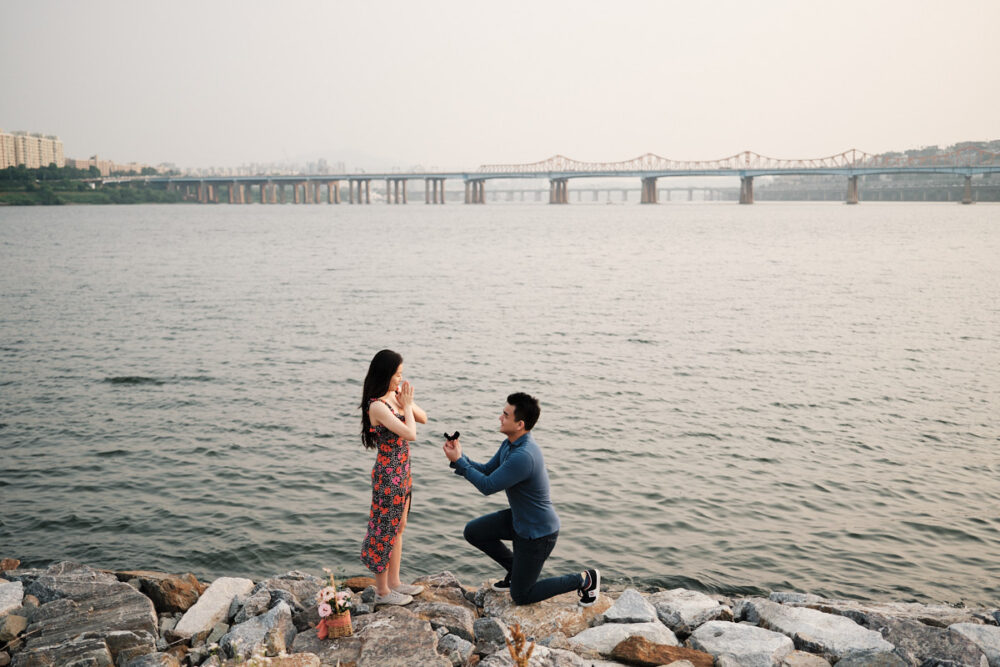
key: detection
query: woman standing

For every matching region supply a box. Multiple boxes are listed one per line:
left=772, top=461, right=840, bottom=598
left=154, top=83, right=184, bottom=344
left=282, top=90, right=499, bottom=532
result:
left=359, top=349, right=427, bottom=605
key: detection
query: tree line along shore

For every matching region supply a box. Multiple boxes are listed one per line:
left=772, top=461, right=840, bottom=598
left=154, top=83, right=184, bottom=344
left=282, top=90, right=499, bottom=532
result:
left=1, top=558, right=999, bottom=666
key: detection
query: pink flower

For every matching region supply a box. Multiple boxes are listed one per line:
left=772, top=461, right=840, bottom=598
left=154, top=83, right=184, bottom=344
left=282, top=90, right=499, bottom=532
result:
left=392, top=476, right=400, bottom=485
left=318, top=586, right=336, bottom=603
left=318, top=602, right=332, bottom=618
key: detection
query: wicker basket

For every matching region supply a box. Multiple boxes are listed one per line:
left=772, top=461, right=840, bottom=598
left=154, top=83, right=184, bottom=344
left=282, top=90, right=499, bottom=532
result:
left=318, top=611, right=353, bottom=639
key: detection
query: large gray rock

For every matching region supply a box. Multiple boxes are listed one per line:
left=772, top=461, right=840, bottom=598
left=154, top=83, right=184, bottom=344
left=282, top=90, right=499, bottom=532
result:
left=568, top=620, right=678, bottom=656
left=743, top=597, right=895, bottom=662
left=600, top=589, right=658, bottom=624
left=475, top=616, right=513, bottom=655
left=777, top=593, right=992, bottom=629
left=649, top=588, right=732, bottom=635
left=833, top=650, right=908, bottom=666
left=780, top=650, right=831, bottom=666
left=257, top=571, right=325, bottom=610
left=482, top=586, right=612, bottom=646
left=865, top=615, right=989, bottom=666
left=438, top=633, right=475, bottom=666
left=291, top=630, right=363, bottom=665
left=23, top=562, right=119, bottom=604
left=11, top=563, right=157, bottom=666
left=411, top=601, right=477, bottom=642
left=11, top=636, right=113, bottom=667
left=234, top=588, right=271, bottom=624
left=689, top=620, right=795, bottom=667
left=220, top=601, right=296, bottom=660
left=353, top=605, right=450, bottom=666
left=124, top=654, right=182, bottom=667
left=0, top=582, right=24, bottom=616
left=950, top=624, right=1000, bottom=667
left=173, top=576, right=254, bottom=641
left=478, top=644, right=589, bottom=667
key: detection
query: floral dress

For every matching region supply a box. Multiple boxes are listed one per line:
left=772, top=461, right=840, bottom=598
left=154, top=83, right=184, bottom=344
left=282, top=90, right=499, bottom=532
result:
left=360, top=398, right=412, bottom=573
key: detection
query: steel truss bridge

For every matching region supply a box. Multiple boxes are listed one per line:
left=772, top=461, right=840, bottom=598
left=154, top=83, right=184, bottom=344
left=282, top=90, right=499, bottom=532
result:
left=109, top=147, right=1000, bottom=205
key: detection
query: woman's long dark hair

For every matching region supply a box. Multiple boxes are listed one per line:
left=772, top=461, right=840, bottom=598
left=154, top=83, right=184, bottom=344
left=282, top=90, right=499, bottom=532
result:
left=360, top=349, right=403, bottom=449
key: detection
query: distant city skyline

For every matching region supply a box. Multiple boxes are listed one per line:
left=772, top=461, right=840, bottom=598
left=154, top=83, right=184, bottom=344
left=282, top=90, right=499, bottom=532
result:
left=3, top=0, right=998, bottom=172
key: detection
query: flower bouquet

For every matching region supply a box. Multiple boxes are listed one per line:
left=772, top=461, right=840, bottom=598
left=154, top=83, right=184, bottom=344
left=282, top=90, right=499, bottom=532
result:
left=316, top=568, right=353, bottom=639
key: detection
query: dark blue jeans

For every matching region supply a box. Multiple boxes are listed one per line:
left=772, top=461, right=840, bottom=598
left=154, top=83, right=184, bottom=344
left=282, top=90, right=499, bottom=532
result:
left=464, top=509, right=582, bottom=605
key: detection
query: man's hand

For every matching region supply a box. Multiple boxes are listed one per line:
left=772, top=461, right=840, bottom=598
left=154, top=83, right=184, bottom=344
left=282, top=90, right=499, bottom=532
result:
left=443, top=437, right=462, bottom=463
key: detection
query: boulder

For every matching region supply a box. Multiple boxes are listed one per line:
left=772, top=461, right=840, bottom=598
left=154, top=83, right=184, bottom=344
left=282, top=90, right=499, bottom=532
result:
left=950, top=623, right=1000, bottom=667
left=12, top=563, right=158, bottom=666
left=482, top=586, right=612, bottom=646
left=123, top=654, right=183, bottom=667
left=569, top=621, right=678, bottom=656
left=478, top=644, right=589, bottom=666
left=610, top=635, right=714, bottom=667
left=257, top=571, right=325, bottom=610
left=413, top=572, right=478, bottom=612
left=0, top=582, right=24, bottom=616
left=291, top=630, right=363, bottom=665
left=411, top=601, right=477, bottom=642
left=689, top=620, right=795, bottom=667
left=234, top=588, right=271, bottom=624
left=343, top=576, right=375, bottom=592
left=648, top=588, right=732, bottom=636
left=116, top=571, right=206, bottom=613
left=23, top=562, right=120, bottom=604
left=833, top=650, right=908, bottom=666
left=219, top=601, right=296, bottom=660
left=11, top=636, right=113, bottom=667
left=173, top=576, right=254, bottom=641
left=864, top=615, right=988, bottom=666
left=742, top=597, right=894, bottom=662
left=601, top=589, right=658, bottom=624
left=438, top=633, right=475, bottom=665
left=353, top=605, right=450, bottom=666
left=778, top=593, right=992, bottom=629
left=0, top=615, right=26, bottom=643
left=475, top=616, right=513, bottom=654
left=779, top=650, right=831, bottom=666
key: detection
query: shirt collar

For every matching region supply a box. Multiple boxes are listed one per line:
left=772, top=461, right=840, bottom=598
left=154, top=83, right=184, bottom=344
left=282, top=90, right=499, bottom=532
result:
left=506, top=432, right=534, bottom=448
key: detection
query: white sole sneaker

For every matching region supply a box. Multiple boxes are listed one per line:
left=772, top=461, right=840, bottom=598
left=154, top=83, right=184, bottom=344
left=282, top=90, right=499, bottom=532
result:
left=374, top=590, right=413, bottom=606
left=392, top=583, right=424, bottom=596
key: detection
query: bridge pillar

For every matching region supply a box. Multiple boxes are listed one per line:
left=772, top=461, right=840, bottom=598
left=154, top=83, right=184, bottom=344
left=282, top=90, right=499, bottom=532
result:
left=640, top=177, right=658, bottom=204
left=261, top=183, right=267, bottom=204
left=294, top=183, right=302, bottom=204
left=962, top=175, right=973, bottom=204
left=365, top=179, right=371, bottom=204
left=739, top=176, right=754, bottom=204
left=228, top=182, right=236, bottom=204
left=550, top=179, right=568, bottom=204
left=386, top=179, right=394, bottom=204
left=314, top=182, right=321, bottom=204
left=846, top=175, right=859, bottom=205
left=210, top=184, right=218, bottom=203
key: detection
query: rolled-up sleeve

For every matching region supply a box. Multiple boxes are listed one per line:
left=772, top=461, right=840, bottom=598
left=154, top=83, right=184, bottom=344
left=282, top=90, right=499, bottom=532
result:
left=452, top=449, right=532, bottom=496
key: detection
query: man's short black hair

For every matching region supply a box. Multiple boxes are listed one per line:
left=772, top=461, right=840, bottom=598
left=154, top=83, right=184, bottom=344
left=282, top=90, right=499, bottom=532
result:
left=506, top=392, right=540, bottom=431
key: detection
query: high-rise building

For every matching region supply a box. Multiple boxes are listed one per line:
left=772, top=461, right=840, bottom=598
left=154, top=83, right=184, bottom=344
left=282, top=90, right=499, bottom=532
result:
left=0, top=130, right=15, bottom=169
left=0, top=130, right=65, bottom=168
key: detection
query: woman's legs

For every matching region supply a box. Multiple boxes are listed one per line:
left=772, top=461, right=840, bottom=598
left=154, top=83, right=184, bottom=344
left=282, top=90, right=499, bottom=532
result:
left=386, top=495, right=410, bottom=590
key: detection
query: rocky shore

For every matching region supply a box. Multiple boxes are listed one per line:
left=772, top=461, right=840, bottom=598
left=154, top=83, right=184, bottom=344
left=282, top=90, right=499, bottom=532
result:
left=1, top=559, right=998, bottom=667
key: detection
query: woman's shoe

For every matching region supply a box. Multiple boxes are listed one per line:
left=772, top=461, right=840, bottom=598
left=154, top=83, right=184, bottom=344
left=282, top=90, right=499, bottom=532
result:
left=374, top=590, right=413, bottom=606
left=392, top=583, right=425, bottom=596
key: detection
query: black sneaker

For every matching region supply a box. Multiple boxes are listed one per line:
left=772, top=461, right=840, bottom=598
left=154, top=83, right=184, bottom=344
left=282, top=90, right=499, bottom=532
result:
left=491, top=574, right=511, bottom=592
left=578, top=568, right=600, bottom=607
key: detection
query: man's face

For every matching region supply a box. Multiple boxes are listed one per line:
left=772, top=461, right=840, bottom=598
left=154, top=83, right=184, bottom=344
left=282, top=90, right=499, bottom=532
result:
left=499, top=403, right=523, bottom=437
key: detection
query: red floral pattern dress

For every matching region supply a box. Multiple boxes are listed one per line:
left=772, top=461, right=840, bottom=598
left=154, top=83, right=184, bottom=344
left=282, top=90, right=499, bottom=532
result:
left=360, top=398, right=412, bottom=573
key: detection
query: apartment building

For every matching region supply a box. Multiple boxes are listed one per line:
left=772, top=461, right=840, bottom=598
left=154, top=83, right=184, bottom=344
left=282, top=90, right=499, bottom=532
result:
left=0, top=129, right=66, bottom=168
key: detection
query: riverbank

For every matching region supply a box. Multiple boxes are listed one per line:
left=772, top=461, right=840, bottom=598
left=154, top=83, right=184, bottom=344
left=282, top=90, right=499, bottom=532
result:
left=1, top=559, right=998, bottom=667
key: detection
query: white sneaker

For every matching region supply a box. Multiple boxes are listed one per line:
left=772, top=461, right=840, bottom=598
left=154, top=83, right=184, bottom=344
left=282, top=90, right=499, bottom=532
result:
left=374, top=589, right=413, bottom=606
left=392, top=583, right=425, bottom=596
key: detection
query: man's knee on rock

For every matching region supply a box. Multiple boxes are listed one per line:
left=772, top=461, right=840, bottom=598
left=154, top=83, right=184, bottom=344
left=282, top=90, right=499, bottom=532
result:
left=463, top=522, right=477, bottom=544
left=510, top=589, right=531, bottom=606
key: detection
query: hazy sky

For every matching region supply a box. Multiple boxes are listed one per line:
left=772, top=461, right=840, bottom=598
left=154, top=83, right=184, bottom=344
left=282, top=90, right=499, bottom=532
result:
left=3, top=0, right=998, bottom=170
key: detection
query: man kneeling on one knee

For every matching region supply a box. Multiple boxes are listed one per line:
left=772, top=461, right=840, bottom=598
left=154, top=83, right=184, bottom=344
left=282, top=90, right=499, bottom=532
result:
left=442, top=392, right=600, bottom=606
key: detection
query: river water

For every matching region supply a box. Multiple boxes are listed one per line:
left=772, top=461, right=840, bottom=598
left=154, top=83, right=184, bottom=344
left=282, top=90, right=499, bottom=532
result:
left=1, top=201, right=998, bottom=606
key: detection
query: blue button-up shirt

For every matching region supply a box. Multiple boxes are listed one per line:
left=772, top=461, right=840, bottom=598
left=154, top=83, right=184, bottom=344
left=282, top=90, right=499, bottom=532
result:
left=450, top=431, right=561, bottom=539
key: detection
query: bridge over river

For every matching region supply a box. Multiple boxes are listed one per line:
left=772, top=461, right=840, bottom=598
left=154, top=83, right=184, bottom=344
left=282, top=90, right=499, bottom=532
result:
left=108, top=148, right=1000, bottom=205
